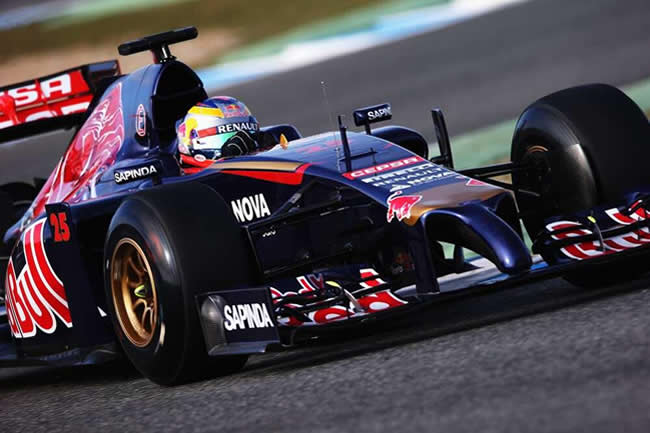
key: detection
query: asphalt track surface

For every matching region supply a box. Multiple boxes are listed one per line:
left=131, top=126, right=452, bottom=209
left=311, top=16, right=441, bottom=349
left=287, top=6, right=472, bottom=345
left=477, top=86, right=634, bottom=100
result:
left=2, top=0, right=650, bottom=431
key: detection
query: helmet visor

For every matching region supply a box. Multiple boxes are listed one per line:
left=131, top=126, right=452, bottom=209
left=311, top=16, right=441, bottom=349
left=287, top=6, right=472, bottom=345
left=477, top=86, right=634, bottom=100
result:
left=191, top=130, right=236, bottom=159
left=191, top=121, right=259, bottom=159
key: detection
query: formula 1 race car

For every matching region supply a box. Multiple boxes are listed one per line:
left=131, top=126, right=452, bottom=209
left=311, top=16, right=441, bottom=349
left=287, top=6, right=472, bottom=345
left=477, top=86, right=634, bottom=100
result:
left=2, top=27, right=650, bottom=385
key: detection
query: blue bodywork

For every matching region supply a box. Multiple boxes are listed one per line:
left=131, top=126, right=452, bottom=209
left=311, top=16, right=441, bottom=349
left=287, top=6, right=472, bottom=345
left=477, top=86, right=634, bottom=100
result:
left=0, top=57, right=646, bottom=367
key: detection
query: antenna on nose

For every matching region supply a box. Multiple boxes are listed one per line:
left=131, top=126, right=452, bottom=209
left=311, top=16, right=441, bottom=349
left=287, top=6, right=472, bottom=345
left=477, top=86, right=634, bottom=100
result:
left=338, top=115, right=352, bottom=172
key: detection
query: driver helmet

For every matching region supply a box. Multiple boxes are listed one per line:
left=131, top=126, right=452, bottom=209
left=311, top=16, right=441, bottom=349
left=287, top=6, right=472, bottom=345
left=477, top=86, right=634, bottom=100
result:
left=176, top=96, right=259, bottom=170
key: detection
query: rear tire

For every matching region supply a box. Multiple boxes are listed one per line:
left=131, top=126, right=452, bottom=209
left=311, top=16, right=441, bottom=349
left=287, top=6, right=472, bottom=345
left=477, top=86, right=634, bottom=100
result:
left=104, top=182, right=253, bottom=385
left=511, top=84, right=650, bottom=286
left=1, top=183, right=37, bottom=293
left=0, top=191, right=12, bottom=299
left=1, top=183, right=37, bottom=223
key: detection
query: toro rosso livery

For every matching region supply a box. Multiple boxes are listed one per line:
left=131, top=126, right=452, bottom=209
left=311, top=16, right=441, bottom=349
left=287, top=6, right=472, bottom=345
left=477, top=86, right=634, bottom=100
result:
left=2, top=28, right=650, bottom=384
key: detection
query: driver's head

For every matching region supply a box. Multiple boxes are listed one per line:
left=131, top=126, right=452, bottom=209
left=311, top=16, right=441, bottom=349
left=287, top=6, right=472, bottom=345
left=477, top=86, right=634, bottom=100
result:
left=176, top=96, right=259, bottom=169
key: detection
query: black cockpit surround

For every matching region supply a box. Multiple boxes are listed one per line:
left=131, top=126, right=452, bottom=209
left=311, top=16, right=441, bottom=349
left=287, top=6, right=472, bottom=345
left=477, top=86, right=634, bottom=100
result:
left=152, top=61, right=207, bottom=147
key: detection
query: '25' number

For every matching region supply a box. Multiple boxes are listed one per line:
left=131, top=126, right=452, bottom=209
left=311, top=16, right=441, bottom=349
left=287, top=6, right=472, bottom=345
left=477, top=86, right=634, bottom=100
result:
left=49, top=212, right=70, bottom=243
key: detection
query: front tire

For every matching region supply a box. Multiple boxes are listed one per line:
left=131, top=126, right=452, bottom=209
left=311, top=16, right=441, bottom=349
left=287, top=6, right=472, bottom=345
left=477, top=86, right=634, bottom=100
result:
left=511, top=84, right=650, bottom=286
left=104, top=182, right=253, bottom=385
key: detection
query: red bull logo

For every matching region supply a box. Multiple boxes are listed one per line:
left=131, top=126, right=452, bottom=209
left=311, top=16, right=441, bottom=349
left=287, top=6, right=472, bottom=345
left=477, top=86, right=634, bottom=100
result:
left=5, top=219, right=72, bottom=338
left=386, top=191, right=422, bottom=223
left=29, top=82, right=124, bottom=218
left=223, top=103, right=250, bottom=118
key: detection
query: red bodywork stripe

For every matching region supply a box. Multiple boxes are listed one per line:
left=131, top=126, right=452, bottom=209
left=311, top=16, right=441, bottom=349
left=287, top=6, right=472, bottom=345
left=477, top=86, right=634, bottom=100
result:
left=197, top=126, right=218, bottom=138
left=27, top=220, right=72, bottom=325
left=223, top=163, right=311, bottom=185
left=180, top=153, right=214, bottom=169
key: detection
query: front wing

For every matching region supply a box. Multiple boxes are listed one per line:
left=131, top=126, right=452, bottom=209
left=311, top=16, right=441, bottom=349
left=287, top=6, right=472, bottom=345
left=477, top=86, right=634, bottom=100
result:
left=193, top=243, right=650, bottom=356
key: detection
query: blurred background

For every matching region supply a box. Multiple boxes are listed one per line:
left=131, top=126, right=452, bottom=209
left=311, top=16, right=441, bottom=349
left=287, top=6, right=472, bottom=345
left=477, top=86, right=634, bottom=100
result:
left=0, top=0, right=448, bottom=85
left=3, top=0, right=650, bottom=168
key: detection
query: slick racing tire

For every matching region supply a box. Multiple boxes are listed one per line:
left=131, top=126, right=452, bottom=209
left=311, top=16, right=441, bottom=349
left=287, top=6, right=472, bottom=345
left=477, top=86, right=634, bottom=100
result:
left=0, top=190, right=12, bottom=298
left=511, top=84, right=650, bottom=286
left=104, top=182, right=251, bottom=385
left=0, top=184, right=35, bottom=291
left=0, top=183, right=37, bottom=255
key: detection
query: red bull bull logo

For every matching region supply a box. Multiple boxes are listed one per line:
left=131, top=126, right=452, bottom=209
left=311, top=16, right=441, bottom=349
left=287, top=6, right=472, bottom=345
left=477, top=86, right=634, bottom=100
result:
left=223, top=103, right=250, bottom=118
left=386, top=191, right=422, bottom=223
left=29, top=82, right=124, bottom=219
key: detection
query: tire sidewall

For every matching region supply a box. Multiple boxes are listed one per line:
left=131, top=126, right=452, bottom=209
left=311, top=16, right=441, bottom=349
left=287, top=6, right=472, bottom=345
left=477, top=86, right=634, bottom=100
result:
left=511, top=84, right=650, bottom=283
left=104, top=183, right=253, bottom=384
left=512, top=105, right=598, bottom=236
left=104, top=199, right=190, bottom=384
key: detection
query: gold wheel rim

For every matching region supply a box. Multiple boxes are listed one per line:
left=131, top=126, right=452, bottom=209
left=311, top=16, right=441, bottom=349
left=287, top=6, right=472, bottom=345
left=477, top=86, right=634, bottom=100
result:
left=524, top=144, right=548, bottom=157
left=110, top=238, right=158, bottom=347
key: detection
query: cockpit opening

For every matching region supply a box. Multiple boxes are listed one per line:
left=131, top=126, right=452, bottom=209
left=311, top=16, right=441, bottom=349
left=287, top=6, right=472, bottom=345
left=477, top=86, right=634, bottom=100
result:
left=152, top=61, right=207, bottom=147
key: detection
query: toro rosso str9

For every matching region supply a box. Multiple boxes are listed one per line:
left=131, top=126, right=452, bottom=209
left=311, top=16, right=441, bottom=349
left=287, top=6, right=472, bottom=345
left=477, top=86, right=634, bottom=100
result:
left=2, top=27, right=650, bottom=385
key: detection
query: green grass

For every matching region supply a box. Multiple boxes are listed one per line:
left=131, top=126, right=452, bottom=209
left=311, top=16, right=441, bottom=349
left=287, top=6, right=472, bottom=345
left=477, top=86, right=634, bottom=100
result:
left=0, top=0, right=381, bottom=64
left=447, top=78, right=650, bottom=171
